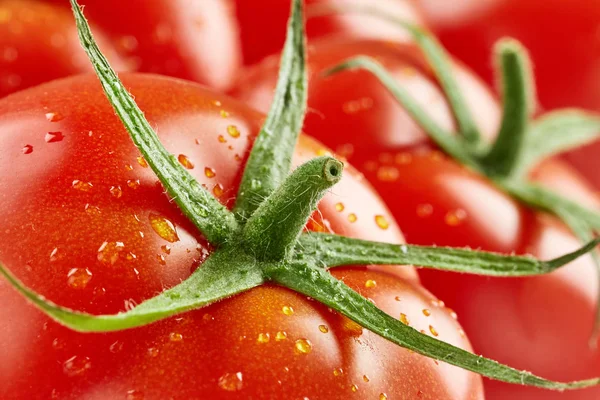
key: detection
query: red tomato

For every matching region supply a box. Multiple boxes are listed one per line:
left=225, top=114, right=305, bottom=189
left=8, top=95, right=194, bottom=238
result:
left=0, top=0, right=127, bottom=97
left=416, top=0, right=600, bottom=188
left=234, top=0, right=424, bottom=65
left=44, top=0, right=241, bottom=90
left=232, top=38, right=600, bottom=399
left=0, top=74, right=482, bottom=399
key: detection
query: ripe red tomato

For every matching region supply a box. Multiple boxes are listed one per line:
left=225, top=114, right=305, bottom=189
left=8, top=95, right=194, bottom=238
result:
left=0, top=0, right=127, bottom=97
left=416, top=0, right=600, bottom=188
left=234, top=0, right=424, bottom=65
left=232, top=38, right=600, bottom=399
left=45, top=0, right=242, bottom=90
left=0, top=74, right=483, bottom=399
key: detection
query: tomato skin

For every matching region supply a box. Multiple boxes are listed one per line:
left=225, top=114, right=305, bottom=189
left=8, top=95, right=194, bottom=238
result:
left=0, top=0, right=127, bottom=97
left=234, top=0, right=424, bottom=66
left=416, top=0, right=600, bottom=188
left=232, top=38, right=600, bottom=399
left=0, top=74, right=481, bottom=399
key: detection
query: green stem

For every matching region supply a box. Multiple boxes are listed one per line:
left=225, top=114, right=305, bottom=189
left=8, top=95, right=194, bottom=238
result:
left=233, top=0, right=307, bottom=222
left=243, top=157, right=343, bottom=261
left=480, top=40, right=532, bottom=178
left=69, top=0, right=237, bottom=246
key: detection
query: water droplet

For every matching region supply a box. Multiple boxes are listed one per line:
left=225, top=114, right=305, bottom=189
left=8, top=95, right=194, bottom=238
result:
left=377, top=166, right=399, bottom=182
left=157, top=254, right=166, bottom=265
left=22, top=144, right=33, bottom=154
left=126, top=389, right=144, bottom=400
left=50, top=247, right=61, bottom=262
left=72, top=180, right=93, bottom=192
left=365, top=279, right=377, bottom=288
left=379, top=393, right=388, bottom=400
left=429, top=325, right=439, bottom=337
left=109, top=341, right=123, bottom=353
left=257, top=333, right=270, bottom=344
left=178, top=154, right=194, bottom=169
left=294, top=338, right=312, bottom=355
left=147, top=347, right=159, bottom=357
left=416, top=204, right=433, bottom=217
left=125, top=164, right=134, bottom=171
left=227, top=125, right=240, bottom=138
left=204, top=167, right=216, bottom=178
left=52, top=338, right=65, bottom=350
left=445, top=209, right=467, bottom=226
left=202, top=313, right=214, bottom=323
left=148, top=213, right=180, bottom=243
left=160, top=245, right=171, bottom=255
left=218, top=372, right=243, bottom=391
left=213, top=183, right=224, bottom=197
left=275, top=331, right=287, bottom=341
left=448, top=308, right=458, bottom=320
left=343, top=319, right=363, bottom=336
left=394, top=296, right=401, bottom=301
left=97, top=241, right=125, bottom=265
left=422, top=309, right=431, bottom=317
left=67, top=268, right=92, bottom=289
left=318, top=325, right=329, bottom=333
left=282, top=306, right=294, bottom=316
left=85, top=204, right=101, bottom=216
left=335, top=203, right=345, bottom=212
left=400, top=313, right=410, bottom=325
left=45, top=132, right=64, bottom=143
left=351, top=384, right=359, bottom=392
left=63, top=356, right=91, bottom=377
left=458, top=328, right=466, bottom=337
left=137, top=156, right=148, bottom=168
left=45, top=112, right=64, bottom=122
left=110, top=186, right=123, bottom=198
left=169, top=332, right=183, bottom=342
left=234, top=154, right=242, bottom=162
left=127, top=179, right=140, bottom=189
left=220, top=110, right=230, bottom=118
left=333, top=368, right=344, bottom=377
left=375, top=215, right=389, bottom=230
left=347, top=213, right=357, bottom=223
left=218, top=134, right=227, bottom=143
left=363, top=375, right=370, bottom=383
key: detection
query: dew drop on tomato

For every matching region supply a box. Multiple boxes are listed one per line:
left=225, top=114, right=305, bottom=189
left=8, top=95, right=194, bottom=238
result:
left=227, top=125, right=240, bottom=138
left=294, top=338, right=313, bottom=355
left=148, top=213, right=180, bottom=243
left=44, top=131, right=64, bottom=143
left=169, top=332, right=183, bottom=342
left=375, top=215, right=389, bottom=230
left=45, top=112, right=64, bottom=122
left=204, top=167, right=216, bottom=178
left=126, top=389, right=144, bottom=400
left=66, top=267, right=92, bottom=289
left=275, top=331, right=288, bottom=341
left=97, top=241, right=125, bottom=265
left=21, top=144, right=33, bottom=154
left=62, top=356, right=91, bottom=377
left=109, top=185, right=123, bottom=198
left=218, top=372, right=243, bottom=392
left=109, top=341, right=124, bottom=354
left=177, top=154, right=194, bottom=169
left=126, top=179, right=140, bottom=189
left=257, top=333, right=270, bottom=344
left=72, top=180, right=93, bottom=192
left=136, top=156, right=148, bottom=168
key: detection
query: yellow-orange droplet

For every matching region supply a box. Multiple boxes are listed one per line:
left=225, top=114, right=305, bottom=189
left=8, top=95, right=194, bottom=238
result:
left=147, top=347, right=159, bottom=357
left=377, top=166, right=400, bottom=182
left=160, top=245, right=171, bottom=255
left=63, top=356, right=91, bottom=377
left=218, top=372, right=243, bottom=392
left=178, top=154, right=194, bottom=169
left=335, top=202, right=345, bottom=212
left=429, top=325, right=439, bottom=337
left=365, top=279, right=377, bottom=288
left=400, top=313, right=410, bottom=325
left=351, top=384, right=358, bottom=392
left=213, top=183, right=224, bottom=197
left=227, top=125, right=240, bottom=138
left=110, top=186, right=123, bottom=198
left=204, top=167, right=216, bottom=178
left=218, top=134, right=227, bottom=143
left=445, top=209, right=467, bottom=226
left=137, top=156, right=148, bottom=168
left=257, top=333, right=270, bottom=344
left=343, top=318, right=363, bottom=336
left=422, top=309, right=431, bottom=317
left=126, top=389, right=144, bottom=400
left=220, top=110, right=230, bottom=118
left=318, top=325, right=329, bottom=333
left=333, top=368, right=344, bottom=377
left=275, top=331, right=287, bottom=341
left=294, top=338, right=312, bottom=355
left=72, top=180, right=93, bottom=192
left=375, top=215, right=389, bottom=230
left=97, top=241, right=125, bottom=265
left=127, top=179, right=140, bottom=189
left=363, top=375, right=370, bottom=383
left=148, top=213, right=180, bottom=243
left=45, top=112, right=64, bottom=122
left=282, top=305, right=294, bottom=316
left=67, top=268, right=92, bottom=289
left=169, top=332, right=183, bottom=342
left=379, top=393, right=388, bottom=400
left=348, top=213, right=357, bottom=223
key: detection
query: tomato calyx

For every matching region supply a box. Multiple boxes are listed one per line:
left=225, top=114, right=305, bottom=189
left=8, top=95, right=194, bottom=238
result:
left=2, top=0, right=600, bottom=392
left=321, top=4, right=600, bottom=344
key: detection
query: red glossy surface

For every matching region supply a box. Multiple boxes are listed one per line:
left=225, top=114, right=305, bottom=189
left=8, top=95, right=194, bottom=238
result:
left=232, top=38, right=600, bottom=399
left=235, top=0, right=424, bottom=65
left=0, top=0, right=127, bottom=97
left=417, top=0, right=600, bottom=188
left=0, top=74, right=481, bottom=399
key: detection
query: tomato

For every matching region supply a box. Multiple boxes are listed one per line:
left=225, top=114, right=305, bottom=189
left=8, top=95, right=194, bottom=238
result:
left=234, top=0, right=424, bottom=66
left=416, top=0, right=600, bottom=188
left=43, top=0, right=241, bottom=90
left=0, top=74, right=482, bottom=399
left=232, top=38, right=600, bottom=399
left=0, top=0, right=127, bottom=97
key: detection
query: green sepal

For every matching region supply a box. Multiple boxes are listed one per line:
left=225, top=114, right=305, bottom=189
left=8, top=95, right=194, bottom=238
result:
left=233, top=0, right=307, bottom=222
left=69, top=0, right=237, bottom=246
left=297, top=232, right=600, bottom=276
left=269, top=261, right=600, bottom=391
left=0, top=250, right=263, bottom=332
